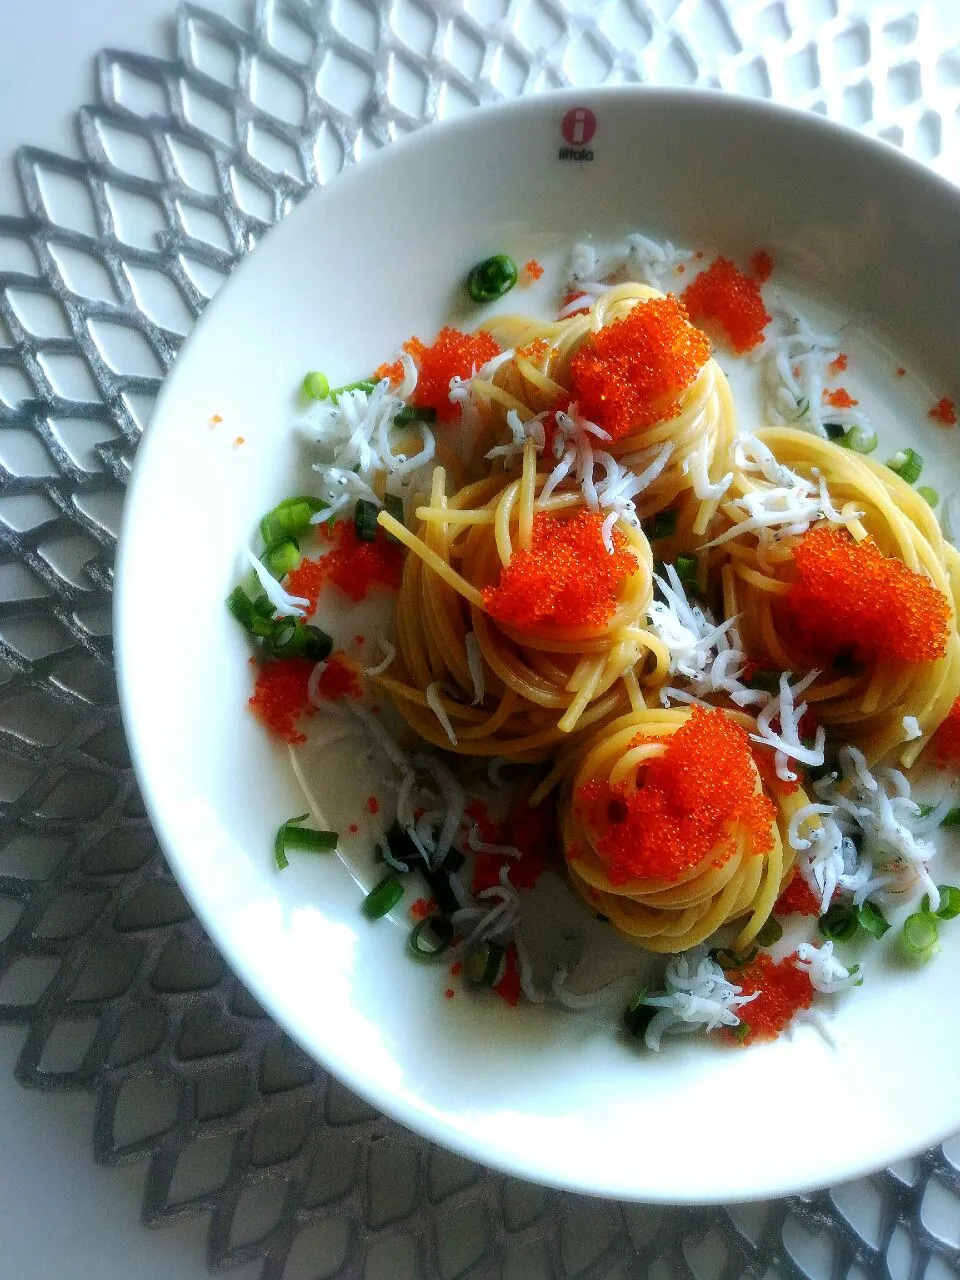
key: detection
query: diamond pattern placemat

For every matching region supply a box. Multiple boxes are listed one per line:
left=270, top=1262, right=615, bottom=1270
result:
left=2, top=1, right=960, bottom=1276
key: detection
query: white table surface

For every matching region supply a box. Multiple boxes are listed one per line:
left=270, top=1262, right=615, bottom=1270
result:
left=0, top=5, right=246, bottom=1278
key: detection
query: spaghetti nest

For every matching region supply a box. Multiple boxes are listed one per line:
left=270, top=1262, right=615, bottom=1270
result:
left=374, top=442, right=663, bottom=760
left=471, top=283, right=737, bottom=535
left=561, top=706, right=806, bottom=953
left=720, top=427, right=960, bottom=766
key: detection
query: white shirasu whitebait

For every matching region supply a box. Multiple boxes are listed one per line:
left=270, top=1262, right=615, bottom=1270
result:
left=793, top=941, right=861, bottom=994
left=465, top=631, right=485, bottom=706
left=242, top=548, right=309, bottom=617
left=641, top=949, right=758, bottom=1051
left=364, top=637, right=396, bottom=678
left=425, top=681, right=458, bottom=746
left=750, top=670, right=826, bottom=781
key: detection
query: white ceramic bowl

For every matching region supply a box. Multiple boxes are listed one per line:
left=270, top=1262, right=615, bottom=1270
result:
left=115, top=87, right=960, bottom=1203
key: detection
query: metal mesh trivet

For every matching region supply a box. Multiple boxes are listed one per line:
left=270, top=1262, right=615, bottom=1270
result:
left=3, top=0, right=960, bottom=1276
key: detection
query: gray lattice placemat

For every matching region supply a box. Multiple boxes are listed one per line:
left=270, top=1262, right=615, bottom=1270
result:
left=3, top=1, right=960, bottom=1276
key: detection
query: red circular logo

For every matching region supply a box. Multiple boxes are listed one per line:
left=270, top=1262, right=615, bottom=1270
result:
left=561, top=106, right=597, bottom=146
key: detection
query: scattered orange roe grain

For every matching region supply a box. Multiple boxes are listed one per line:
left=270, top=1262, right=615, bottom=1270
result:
left=575, top=707, right=775, bottom=885
left=444, top=988, right=455, bottom=999
left=675, top=263, right=686, bottom=275
left=682, top=256, right=770, bottom=353
left=348, top=823, right=359, bottom=834
left=249, top=657, right=315, bottom=743
left=366, top=794, right=379, bottom=815
left=823, top=387, right=858, bottom=409
left=896, top=366, right=906, bottom=377
left=210, top=413, right=223, bottom=425
left=403, top=327, right=501, bottom=421
left=373, top=357, right=405, bottom=385
left=560, top=290, right=591, bottom=316
left=749, top=249, right=775, bottom=283
left=774, top=873, right=821, bottom=917
left=935, top=696, right=960, bottom=763
left=450, top=961, right=462, bottom=977
left=517, top=337, right=551, bottom=362
left=828, top=353, right=848, bottom=376
left=786, top=527, right=950, bottom=664
left=283, top=556, right=327, bottom=614
left=354, top=634, right=366, bottom=647
left=929, top=397, right=958, bottom=426
left=313, top=520, right=404, bottom=602
left=313, top=652, right=362, bottom=701
left=492, top=943, right=522, bottom=1007
left=729, top=953, right=814, bottom=1044
left=522, top=258, right=544, bottom=281
left=483, top=510, right=637, bottom=630
left=410, top=896, right=437, bottom=921
left=233, top=436, right=246, bottom=447
left=471, top=798, right=550, bottom=894
left=569, top=294, right=710, bottom=438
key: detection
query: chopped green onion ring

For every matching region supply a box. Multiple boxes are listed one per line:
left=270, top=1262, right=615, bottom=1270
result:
left=395, top=404, right=437, bottom=425
left=464, top=941, right=507, bottom=987
left=354, top=498, right=380, bottom=543
left=755, top=917, right=783, bottom=948
left=941, top=807, right=960, bottom=827
left=644, top=509, right=678, bottom=542
left=622, top=985, right=655, bottom=1039
left=935, top=885, right=960, bottom=921
left=843, top=425, right=878, bottom=454
left=711, top=945, right=759, bottom=971
left=330, top=379, right=377, bottom=403
left=466, top=255, right=518, bottom=303
left=745, top=667, right=781, bottom=694
left=260, top=495, right=326, bottom=544
left=732, top=1022, right=751, bottom=1044
left=274, top=814, right=337, bottom=871
left=408, top=915, right=455, bottom=960
left=886, top=447, right=923, bottom=484
left=362, top=874, right=404, bottom=920
left=382, top=493, right=405, bottom=544
left=302, top=370, right=330, bottom=400
left=917, top=485, right=939, bottom=508
left=900, top=910, right=939, bottom=962
left=856, top=901, right=890, bottom=939
left=261, top=537, right=301, bottom=579
left=818, top=901, right=858, bottom=943
left=823, top=422, right=845, bottom=441
left=674, top=553, right=698, bottom=584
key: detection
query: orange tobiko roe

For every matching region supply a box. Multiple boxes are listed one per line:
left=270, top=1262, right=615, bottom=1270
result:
left=786, top=527, right=950, bottom=664
left=823, top=387, right=858, bottom=409
left=313, top=652, right=362, bottom=701
left=290, top=521, right=403, bottom=605
left=682, top=256, right=771, bottom=353
left=774, top=873, right=821, bottom=917
left=522, top=258, right=545, bottom=280
left=373, top=357, right=405, bottom=385
left=935, top=695, right=960, bottom=763
left=249, top=657, right=315, bottom=744
left=729, top=953, right=814, bottom=1044
left=568, top=294, right=710, bottom=439
left=929, top=397, right=958, bottom=426
left=575, top=707, right=775, bottom=885
left=403, top=327, right=501, bottom=421
left=482, top=510, right=636, bottom=630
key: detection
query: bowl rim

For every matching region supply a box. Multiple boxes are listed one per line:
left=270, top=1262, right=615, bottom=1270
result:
left=114, top=84, right=960, bottom=1203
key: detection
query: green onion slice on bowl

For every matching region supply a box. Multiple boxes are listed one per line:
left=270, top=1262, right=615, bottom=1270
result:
left=466, top=255, right=518, bottom=303
left=362, top=874, right=404, bottom=920
left=408, top=915, right=455, bottom=960
left=274, top=814, right=338, bottom=871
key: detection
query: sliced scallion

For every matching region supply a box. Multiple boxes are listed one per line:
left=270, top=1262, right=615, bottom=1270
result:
left=711, top=945, right=758, bottom=971
left=362, top=874, right=403, bottom=920
left=935, top=885, right=960, bottom=920
left=274, top=814, right=337, bottom=871
left=382, top=493, right=405, bottom=543
left=917, top=485, right=939, bottom=507
left=856, top=900, right=890, bottom=939
left=408, top=915, right=455, bottom=960
left=732, top=1022, right=751, bottom=1044
left=266, top=620, right=332, bottom=662
left=395, top=405, right=437, bottom=425
left=622, top=985, right=654, bottom=1039
left=261, top=537, right=301, bottom=578
left=466, top=254, right=518, bottom=303
left=330, top=379, right=377, bottom=403
left=941, top=807, right=960, bottom=827
left=644, top=509, right=678, bottom=541
left=900, top=910, right=939, bottom=962
left=843, top=425, right=878, bottom=454
left=823, top=422, right=845, bottom=441
left=464, top=941, right=507, bottom=987
left=818, top=901, right=858, bottom=943
left=755, top=917, right=783, bottom=948
left=354, top=498, right=380, bottom=543
left=674, top=553, right=698, bottom=584
left=260, top=496, right=326, bottom=544
left=745, top=667, right=781, bottom=694
left=302, top=370, right=329, bottom=400
left=886, top=447, right=923, bottom=484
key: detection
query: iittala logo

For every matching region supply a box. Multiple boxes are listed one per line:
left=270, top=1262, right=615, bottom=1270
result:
left=558, top=106, right=596, bottom=162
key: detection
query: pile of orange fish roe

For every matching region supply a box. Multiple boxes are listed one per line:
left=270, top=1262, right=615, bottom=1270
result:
left=249, top=657, right=316, bottom=743
left=786, top=527, right=950, bottom=664
left=929, top=397, right=958, bottom=426
left=569, top=295, right=710, bottom=439
left=935, top=695, right=960, bottom=762
left=483, top=511, right=637, bottom=629
left=402, top=327, right=501, bottom=421
left=682, top=256, right=771, bottom=353
left=575, top=707, right=775, bottom=885
left=730, top=954, right=814, bottom=1043
left=284, top=522, right=403, bottom=607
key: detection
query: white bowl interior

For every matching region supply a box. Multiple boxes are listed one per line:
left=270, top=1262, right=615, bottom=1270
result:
left=116, top=88, right=960, bottom=1202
